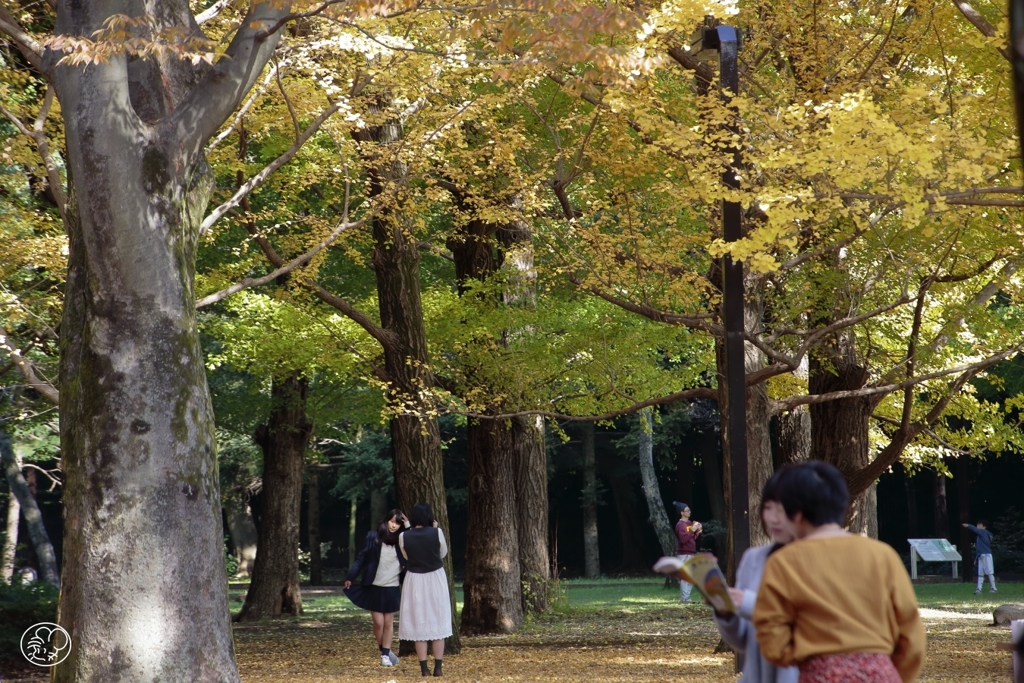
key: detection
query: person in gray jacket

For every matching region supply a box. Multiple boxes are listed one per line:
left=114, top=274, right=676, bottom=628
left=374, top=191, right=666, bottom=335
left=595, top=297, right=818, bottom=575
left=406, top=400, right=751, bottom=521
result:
left=711, top=482, right=799, bottom=683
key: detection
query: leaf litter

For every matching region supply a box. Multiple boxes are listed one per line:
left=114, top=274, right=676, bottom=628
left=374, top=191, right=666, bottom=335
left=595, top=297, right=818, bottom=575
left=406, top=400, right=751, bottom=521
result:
left=231, top=597, right=1016, bottom=682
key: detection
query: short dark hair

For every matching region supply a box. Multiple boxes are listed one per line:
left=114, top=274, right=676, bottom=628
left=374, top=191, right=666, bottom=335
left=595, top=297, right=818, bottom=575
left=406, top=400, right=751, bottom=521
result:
left=978, top=519, right=989, bottom=528
left=766, top=461, right=849, bottom=526
left=409, top=503, right=435, bottom=528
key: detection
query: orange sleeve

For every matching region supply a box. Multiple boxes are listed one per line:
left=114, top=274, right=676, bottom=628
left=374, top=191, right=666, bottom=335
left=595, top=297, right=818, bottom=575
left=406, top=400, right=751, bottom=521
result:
left=753, top=554, right=798, bottom=667
left=888, top=552, right=926, bottom=682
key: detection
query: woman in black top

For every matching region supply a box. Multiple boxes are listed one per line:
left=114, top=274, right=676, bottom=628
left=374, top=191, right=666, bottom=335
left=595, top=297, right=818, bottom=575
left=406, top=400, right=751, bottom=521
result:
left=344, top=509, right=408, bottom=667
left=398, top=503, right=452, bottom=677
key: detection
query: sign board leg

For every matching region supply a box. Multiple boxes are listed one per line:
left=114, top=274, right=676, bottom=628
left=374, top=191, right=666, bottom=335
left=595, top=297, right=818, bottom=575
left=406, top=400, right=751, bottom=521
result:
left=911, top=547, right=918, bottom=580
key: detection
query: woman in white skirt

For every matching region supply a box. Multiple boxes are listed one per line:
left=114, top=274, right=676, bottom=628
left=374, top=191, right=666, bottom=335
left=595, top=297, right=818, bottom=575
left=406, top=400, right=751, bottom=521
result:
left=399, top=503, right=452, bottom=677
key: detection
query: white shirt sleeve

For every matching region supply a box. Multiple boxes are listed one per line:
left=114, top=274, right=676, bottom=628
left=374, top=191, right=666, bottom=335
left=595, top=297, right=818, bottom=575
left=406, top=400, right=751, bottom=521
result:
left=438, top=528, right=448, bottom=560
left=399, top=531, right=408, bottom=559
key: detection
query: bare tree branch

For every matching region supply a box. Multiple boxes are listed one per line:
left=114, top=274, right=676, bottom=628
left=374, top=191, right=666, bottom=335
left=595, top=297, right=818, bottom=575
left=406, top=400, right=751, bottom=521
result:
left=199, top=99, right=342, bottom=235
left=241, top=217, right=397, bottom=349
left=770, top=343, right=1024, bottom=413
left=457, top=386, right=718, bottom=422
left=206, top=62, right=279, bottom=155
left=0, top=328, right=59, bottom=404
left=951, top=0, right=1011, bottom=60
left=196, top=216, right=365, bottom=307
left=167, top=0, right=293, bottom=159
left=196, top=0, right=235, bottom=25
left=0, top=87, right=70, bottom=230
left=0, top=5, right=47, bottom=75
left=568, top=275, right=716, bottom=331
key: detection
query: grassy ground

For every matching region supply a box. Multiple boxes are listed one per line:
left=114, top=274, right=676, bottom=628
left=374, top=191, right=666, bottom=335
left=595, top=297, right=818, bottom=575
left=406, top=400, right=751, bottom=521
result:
left=228, top=578, right=1019, bottom=682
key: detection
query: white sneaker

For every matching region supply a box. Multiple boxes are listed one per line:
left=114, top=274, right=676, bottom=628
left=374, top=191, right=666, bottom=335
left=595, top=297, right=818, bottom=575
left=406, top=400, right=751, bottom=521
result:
left=388, top=652, right=399, bottom=666
left=381, top=655, right=394, bottom=667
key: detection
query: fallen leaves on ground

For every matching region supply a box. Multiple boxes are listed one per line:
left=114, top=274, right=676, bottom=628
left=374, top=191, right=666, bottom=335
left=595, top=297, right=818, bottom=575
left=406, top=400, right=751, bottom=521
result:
left=233, top=599, right=1015, bottom=682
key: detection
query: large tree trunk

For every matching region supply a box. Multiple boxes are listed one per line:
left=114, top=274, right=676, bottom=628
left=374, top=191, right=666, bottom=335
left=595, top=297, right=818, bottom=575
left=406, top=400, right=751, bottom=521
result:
left=638, top=409, right=676, bottom=557
left=904, top=469, right=919, bottom=539
left=775, top=406, right=811, bottom=466
left=699, top=427, right=727, bottom=525
left=933, top=467, right=948, bottom=539
left=225, top=498, right=258, bottom=579
left=460, top=419, right=523, bottom=634
left=500, top=218, right=550, bottom=614
left=512, top=415, right=549, bottom=614
left=956, top=455, right=971, bottom=581
left=808, top=355, right=877, bottom=536
left=0, top=432, right=58, bottom=586
left=2, top=480, right=18, bottom=584
left=236, top=373, right=310, bottom=621
left=48, top=0, right=287, bottom=678
left=307, top=469, right=322, bottom=586
left=450, top=216, right=523, bottom=634
left=354, top=100, right=460, bottom=652
left=581, top=422, right=600, bottom=578
left=744, top=293, right=773, bottom=547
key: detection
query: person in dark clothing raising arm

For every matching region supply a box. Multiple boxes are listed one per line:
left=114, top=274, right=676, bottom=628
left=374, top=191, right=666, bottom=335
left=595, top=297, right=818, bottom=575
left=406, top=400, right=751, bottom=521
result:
left=963, top=520, right=997, bottom=594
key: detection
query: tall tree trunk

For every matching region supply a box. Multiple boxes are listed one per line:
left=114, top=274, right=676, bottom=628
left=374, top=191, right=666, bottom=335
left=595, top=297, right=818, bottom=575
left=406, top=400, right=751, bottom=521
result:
left=744, top=293, right=774, bottom=547
left=450, top=216, right=523, bottom=634
left=500, top=218, right=550, bottom=614
left=808, top=356, right=877, bottom=536
left=225, top=498, right=258, bottom=579
left=461, top=419, right=523, bottom=634
left=956, top=455, right=971, bottom=581
left=236, top=373, right=310, bottom=621
left=2, top=482, right=18, bottom=584
left=0, top=432, right=58, bottom=586
left=512, top=415, right=549, bottom=614
left=50, top=1, right=287, bottom=678
left=933, top=467, right=948, bottom=539
left=348, top=496, right=358, bottom=567
left=904, top=469, right=919, bottom=539
left=775, top=406, right=811, bottom=466
left=700, top=428, right=727, bottom=525
left=581, top=423, right=600, bottom=578
left=354, top=99, right=460, bottom=651
left=307, top=469, right=322, bottom=586
left=638, top=409, right=676, bottom=556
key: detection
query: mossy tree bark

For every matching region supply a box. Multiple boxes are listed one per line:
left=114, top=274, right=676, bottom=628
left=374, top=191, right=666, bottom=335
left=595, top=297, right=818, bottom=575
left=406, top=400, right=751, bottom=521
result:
left=50, top=0, right=289, bottom=678
left=236, top=373, right=311, bottom=621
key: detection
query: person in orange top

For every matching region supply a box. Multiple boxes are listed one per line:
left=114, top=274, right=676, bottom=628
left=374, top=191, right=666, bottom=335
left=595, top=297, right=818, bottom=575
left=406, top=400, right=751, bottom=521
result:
left=752, top=462, right=926, bottom=683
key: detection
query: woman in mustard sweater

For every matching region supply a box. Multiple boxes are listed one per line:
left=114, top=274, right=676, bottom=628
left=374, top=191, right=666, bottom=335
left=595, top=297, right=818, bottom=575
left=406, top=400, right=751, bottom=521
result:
left=752, top=462, right=926, bottom=683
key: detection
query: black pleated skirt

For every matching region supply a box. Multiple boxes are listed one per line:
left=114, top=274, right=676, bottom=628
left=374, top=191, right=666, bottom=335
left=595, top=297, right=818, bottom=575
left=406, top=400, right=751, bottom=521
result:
left=343, top=584, right=401, bottom=613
